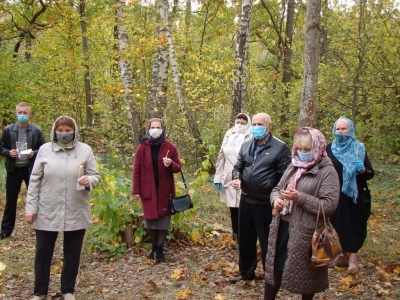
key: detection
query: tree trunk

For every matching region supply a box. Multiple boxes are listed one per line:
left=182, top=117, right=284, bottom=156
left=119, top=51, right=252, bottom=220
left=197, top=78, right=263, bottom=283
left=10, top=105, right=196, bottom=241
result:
left=280, top=0, right=295, bottom=138
left=163, top=0, right=206, bottom=159
left=148, top=0, right=169, bottom=119
left=116, top=0, right=142, bottom=143
left=79, top=0, right=93, bottom=128
left=231, top=0, right=253, bottom=124
left=298, top=0, right=321, bottom=128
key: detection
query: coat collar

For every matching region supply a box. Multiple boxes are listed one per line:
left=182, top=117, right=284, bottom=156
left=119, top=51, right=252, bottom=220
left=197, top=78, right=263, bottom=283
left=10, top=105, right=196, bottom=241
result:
left=11, top=122, right=32, bottom=131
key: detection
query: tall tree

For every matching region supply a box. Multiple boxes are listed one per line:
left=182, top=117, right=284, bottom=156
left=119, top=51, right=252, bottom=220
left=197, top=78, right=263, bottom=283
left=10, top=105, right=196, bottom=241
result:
left=116, top=0, right=142, bottom=143
left=231, top=0, right=253, bottom=123
left=163, top=0, right=205, bottom=158
left=260, top=0, right=296, bottom=138
left=148, top=0, right=169, bottom=119
left=298, top=0, right=321, bottom=127
left=79, top=0, right=93, bottom=128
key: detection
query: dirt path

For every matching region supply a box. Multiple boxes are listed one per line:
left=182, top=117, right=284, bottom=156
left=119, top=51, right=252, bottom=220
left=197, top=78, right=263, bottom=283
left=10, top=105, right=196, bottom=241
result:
left=1, top=207, right=400, bottom=300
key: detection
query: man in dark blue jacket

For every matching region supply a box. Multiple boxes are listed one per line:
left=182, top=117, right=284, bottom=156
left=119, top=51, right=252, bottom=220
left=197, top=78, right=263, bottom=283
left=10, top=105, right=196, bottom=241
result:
left=230, top=112, right=291, bottom=283
left=0, top=102, right=45, bottom=239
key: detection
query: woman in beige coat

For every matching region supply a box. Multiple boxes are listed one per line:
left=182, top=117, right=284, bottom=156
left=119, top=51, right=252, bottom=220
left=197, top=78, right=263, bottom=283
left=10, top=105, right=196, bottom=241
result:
left=213, top=113, right=252, bottom=240
left=264, top=127, right=339, bottom=300
left=25, top=116, right=100, bottom=300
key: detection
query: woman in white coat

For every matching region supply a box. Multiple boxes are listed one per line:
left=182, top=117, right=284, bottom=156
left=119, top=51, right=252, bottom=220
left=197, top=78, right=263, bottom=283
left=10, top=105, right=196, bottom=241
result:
left=214, top=113, right=252, bottom=240
left=25, top=116, right=100, bottom=300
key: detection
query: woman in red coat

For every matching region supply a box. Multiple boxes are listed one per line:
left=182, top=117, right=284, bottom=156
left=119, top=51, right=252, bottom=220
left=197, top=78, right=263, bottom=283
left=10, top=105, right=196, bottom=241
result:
left=133, top=118, right=181, bottom=262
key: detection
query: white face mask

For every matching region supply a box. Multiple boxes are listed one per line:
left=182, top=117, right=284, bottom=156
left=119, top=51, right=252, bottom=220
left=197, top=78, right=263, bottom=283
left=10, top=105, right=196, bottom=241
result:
left=149, top=128, right=163, bottom=138
left=235, top=124, right=247, bottom=134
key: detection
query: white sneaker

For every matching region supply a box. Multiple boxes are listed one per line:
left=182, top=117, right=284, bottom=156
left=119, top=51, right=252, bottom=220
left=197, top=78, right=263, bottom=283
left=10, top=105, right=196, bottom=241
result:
left=63, top=293, right=76, bottom=300
left=31, top=296, right=46, bottom=300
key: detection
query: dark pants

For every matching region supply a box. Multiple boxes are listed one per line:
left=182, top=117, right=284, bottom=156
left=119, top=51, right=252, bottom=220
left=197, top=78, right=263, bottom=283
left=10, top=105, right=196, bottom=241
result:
left=229, top=207, right=239, bottom=240
left=238, top=195, right=273, bottom=277
left=34, top=229, right=86, bottom=296
left=1, top=166, right=30, bottom=236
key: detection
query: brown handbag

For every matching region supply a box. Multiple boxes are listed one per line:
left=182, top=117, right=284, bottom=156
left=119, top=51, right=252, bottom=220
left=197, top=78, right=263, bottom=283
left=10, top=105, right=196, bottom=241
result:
left=308, top=200, right=343, bottom=268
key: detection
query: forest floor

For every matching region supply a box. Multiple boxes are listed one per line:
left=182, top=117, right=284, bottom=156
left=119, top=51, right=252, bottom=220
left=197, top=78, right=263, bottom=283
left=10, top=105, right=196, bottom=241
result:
left=1, top=164, right=400, bottom=300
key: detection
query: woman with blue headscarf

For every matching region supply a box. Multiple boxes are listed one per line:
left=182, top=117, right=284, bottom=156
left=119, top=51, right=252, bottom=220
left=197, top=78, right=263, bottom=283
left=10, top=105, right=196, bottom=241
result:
left=326, top=117, right=374, bottom=272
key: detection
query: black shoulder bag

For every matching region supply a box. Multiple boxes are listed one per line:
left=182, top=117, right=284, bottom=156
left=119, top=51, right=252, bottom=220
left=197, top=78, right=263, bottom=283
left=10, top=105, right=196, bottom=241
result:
left=170, top=169, right=193, bottom=214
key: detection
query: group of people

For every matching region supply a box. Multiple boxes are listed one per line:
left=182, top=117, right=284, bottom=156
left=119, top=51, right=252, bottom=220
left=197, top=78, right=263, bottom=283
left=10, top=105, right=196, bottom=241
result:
left=0, top=102, right=374, bottom=300
left=214, top=112, right=374, bottom=299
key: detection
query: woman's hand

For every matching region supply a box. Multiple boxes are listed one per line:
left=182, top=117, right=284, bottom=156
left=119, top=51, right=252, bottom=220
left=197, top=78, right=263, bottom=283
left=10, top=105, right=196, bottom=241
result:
left=133, top=194, right=140, bottom=200
left=280, top=189, right=300, bottom=201
left=163, top=157, right=172, bottom=167
left=78, top=175, right=90, bottom=187
left=273, top=197, right=285, bottom=211
left=25, top=214, right=37, bottom=224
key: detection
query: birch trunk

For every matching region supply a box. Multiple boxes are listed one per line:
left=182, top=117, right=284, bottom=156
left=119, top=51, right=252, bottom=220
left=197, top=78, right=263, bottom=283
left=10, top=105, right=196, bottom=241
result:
left=231, top=0, right=253, bottom=123
left=148, top=0, right=169, bottom=119
left=116, top=0, right=141, bottom=143
left=298, top=0, right=321, bottom=128
left=163, top=0, right=205, bottom=158
left=79, top=0, right=93, bottom=127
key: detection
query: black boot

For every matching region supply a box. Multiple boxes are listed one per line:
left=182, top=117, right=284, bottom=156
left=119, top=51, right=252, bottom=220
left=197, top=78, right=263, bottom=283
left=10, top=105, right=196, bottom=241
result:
left=156, top=246, right=166, bottom=263
left=147, top=244, right=156, bottom=260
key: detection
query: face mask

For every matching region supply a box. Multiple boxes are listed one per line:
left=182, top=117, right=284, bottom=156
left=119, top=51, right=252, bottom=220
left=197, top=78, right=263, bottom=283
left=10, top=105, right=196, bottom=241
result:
left=149, top=128, right=163, bottom=139
left=251, top=126, right=267, bottom=140
left=56, top=133, right=74, bottom=144
left=235, top=124, right=247, bottom=134
left=335, top=133, right=351, bottom=144
left=17, top=114, right=29, bottom=123
left=297, top=150, right=312, bottom=162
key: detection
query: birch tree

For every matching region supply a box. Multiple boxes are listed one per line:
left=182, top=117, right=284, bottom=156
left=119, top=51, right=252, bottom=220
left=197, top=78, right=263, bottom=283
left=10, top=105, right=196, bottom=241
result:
left=231, top=0, right=253, bottom=123
left=116, top=0, right=141, bottom=143
left=163, top=0, right=205, bottom=157
left=148, top=0, right=169, bottom=119
left=298, top=0, right=321, bottom=127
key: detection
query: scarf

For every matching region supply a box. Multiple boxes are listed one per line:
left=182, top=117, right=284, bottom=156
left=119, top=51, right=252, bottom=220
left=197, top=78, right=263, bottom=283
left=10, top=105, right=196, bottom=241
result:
left=225, top=113, right=252, bottom=155
left=331, top=117, right=365, bottom=203
left=139, top=125, right=167, bottom=145
left=281, top=127, right=327, bottom=217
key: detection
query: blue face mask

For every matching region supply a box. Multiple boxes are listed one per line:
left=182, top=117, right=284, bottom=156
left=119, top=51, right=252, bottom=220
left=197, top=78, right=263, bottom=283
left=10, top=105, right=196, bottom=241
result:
left=297, top=150, right=312, bottom=162
left=334, top=133, right=351, bottom=144
left=251, top=126, right=267, bottom=140
left=17, top=114, right=29, bottom=123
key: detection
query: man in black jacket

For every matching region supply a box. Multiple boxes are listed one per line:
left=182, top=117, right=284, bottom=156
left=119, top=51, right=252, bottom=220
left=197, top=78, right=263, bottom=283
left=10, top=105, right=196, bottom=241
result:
left=0, top=102, right=45, bottom=239
left=230, top=112, right=291, bottom=283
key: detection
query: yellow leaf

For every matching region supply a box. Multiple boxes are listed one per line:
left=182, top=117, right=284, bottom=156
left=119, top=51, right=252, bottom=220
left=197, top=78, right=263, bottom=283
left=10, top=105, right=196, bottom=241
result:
left=176, top=288, right=191, bottom=299
left=338, top=275, right=354, bottom=283
left=171, top=268, right=183, bottom=280
left=215, top=294, right=224, bottom=300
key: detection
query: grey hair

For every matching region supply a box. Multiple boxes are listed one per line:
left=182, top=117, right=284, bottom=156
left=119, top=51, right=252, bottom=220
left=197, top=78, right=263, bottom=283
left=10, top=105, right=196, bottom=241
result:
left=294, top=129, right=312, bottom=148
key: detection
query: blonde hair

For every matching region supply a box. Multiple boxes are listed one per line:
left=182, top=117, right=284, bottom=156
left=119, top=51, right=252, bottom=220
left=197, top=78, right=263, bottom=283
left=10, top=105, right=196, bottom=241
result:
left=294, top=129, right=312, bottom=149
left=16, top=102, right=31, bottom=112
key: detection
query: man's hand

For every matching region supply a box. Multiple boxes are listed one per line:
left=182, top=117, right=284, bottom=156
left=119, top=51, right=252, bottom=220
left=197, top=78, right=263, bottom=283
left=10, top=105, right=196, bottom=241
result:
left=232, top=179, right=241, bottom=190
left=9, top=149, right=19, bottom=158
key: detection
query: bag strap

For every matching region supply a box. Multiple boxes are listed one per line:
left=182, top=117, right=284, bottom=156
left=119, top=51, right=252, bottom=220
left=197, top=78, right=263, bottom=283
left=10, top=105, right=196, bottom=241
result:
left=170, top=168, right=187, bottom=196
left=315, top=200, right=328, bottom=229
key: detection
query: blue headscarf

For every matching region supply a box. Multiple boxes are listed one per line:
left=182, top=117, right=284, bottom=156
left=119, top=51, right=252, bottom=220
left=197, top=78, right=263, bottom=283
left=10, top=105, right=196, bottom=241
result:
left=331, top=117, right=365, bottom=203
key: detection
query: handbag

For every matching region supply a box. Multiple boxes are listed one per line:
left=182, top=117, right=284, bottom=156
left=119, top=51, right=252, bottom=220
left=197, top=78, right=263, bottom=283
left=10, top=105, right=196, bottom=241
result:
left=308, top=200, right=343, bottom=268
left=170, top=169, right=193, bottom=214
